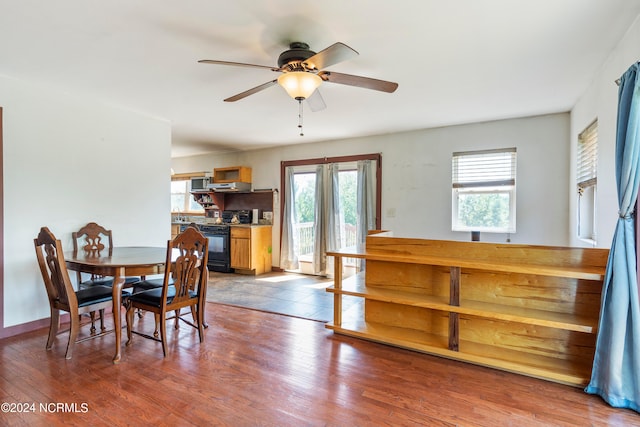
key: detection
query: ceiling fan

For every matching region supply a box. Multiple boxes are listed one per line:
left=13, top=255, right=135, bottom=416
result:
left=198, top=41, right=399, bottom=114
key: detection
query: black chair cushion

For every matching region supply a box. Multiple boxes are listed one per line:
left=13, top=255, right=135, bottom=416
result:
left=132, top=277, right=175, bottom=293
left=81, top=276, right=141, bottom=289
left=128, top=286, right=196, bottom=308
left=75, top=285, right=113, bottom=307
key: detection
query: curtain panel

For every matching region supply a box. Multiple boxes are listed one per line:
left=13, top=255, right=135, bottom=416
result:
left=356, top=160, right=375, bottom=250
left=324, top=163, right=342, bottom=277
left=280, top=166, right=299, bottom=270
left=585, top=62, right=640, bottom=413
left=312, top=165, right=326, bottom=274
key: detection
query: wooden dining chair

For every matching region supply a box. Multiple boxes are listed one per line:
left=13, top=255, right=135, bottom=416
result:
left=72, top=222, right=143, bottom=289
left=72, top=221, right=148, bottom=333
left=125, top=226, right=209, bottom=356
left=34, top=227, right=114, bottom=359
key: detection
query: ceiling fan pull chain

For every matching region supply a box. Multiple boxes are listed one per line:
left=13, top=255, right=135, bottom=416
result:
left=298, top=99, right=304, bottom=136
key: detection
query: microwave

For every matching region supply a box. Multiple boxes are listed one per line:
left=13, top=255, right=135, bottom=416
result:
left=190, top=176, right=211, bottom=191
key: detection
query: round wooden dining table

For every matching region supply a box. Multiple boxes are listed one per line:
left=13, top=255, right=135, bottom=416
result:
left=65, top=246, right=167, bottom=363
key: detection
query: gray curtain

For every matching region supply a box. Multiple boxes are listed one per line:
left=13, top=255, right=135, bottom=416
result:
left=324, top=163, right=341, bottom=276
left=585, top=62, right=640, bottom=413
left=356, top=160, right=375, bottom=272
left=326, top=163, right=342, bottom=251
left=280, top=166, right=298, bottom=270
left=312, top=165, right=326, bottom=274
left=356, top=160, right=375, bottom=250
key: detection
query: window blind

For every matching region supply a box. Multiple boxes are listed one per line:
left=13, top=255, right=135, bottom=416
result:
left=577, top=120, right=598, bottom=189
left=452, top=148, right=516, bottom=188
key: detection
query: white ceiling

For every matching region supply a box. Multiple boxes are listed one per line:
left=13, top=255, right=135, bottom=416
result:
left=1, top=1, right=639, bottom=158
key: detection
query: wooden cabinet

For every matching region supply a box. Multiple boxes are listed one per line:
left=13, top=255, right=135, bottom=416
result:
left=327, top=232, right=608, bottom=387
left=230, top=226, right=272, bottom=275
left=230, top=227, right=252, bottom=269
left=214, top=166, right=252, bottom=183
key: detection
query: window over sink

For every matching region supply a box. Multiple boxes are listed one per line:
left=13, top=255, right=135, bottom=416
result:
left=171, top=173, right=204, bottom=214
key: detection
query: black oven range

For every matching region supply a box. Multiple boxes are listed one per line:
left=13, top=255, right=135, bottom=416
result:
left=179, top=223, right=232, bottom=273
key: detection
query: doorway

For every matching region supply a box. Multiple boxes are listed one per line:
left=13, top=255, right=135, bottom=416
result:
left=290, top=167, right=358, bottom=275
left=280, top=154, right=381, bottom=278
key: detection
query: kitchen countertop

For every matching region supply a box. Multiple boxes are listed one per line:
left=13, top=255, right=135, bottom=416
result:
left=172, top=221, right=271, bottom=227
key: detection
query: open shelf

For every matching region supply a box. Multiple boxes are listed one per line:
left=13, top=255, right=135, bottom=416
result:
left=345, top=252, right=605, bottom=280
left=326, top=320, right=592, bottom=386
left=191, top=189, right=273, bottom=216
left=326, top=233, right=607, bottom=387
left=327, top=277, right=597, bottom=333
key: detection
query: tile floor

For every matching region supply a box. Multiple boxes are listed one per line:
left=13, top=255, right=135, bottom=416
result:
left=206, top=271, right=362, bottom=322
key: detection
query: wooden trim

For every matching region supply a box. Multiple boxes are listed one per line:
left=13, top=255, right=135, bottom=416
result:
left=448, top=313, right=459, bottom=351
left=281, top=153, right=382, bottom=168
left=449, top=266, right=460, bottom=306
left=448, top=266, right=460, bottom=351
left=2, top=317, right=55, bottom=338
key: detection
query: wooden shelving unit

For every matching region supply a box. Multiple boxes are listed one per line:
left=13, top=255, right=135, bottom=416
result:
left=327, top=233, right=608, bottom=387
left=191, top=190, right=274, bottom=217
left=191, top=192, right=219, bottom=210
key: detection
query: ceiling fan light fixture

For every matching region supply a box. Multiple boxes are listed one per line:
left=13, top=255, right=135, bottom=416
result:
left=277, top=71, right=322, bottom=100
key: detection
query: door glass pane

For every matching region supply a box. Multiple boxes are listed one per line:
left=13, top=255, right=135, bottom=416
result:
left=338, top=170, right=357, bottom=250
left=290, top=168, right=362, bottom=272
left=293, top=172, right=316, bottom=259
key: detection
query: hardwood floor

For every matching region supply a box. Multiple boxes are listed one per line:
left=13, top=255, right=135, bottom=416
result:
left=0, top=303, right=637, bottom=426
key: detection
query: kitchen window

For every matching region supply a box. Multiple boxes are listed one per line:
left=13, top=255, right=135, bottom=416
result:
left=171, top=173, right=204, bottom=214
left=452, top=148, right=517, bottom=233
left=577, top=120, right=598, bottom=243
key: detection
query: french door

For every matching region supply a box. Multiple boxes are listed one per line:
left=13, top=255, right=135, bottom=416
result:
left=280, top=154, right=381, bottom=277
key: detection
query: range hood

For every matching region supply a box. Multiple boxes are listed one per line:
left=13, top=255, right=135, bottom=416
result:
left=207, top=182, right=251, bottom=192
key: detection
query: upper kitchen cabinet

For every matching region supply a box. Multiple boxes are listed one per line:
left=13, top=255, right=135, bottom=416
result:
left=213, top=166, right=252, bottom=183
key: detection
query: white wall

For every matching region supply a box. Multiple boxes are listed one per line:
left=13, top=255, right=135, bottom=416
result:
left=570, top=14, right=640, bottom=248
left=173, top=113, right=571, bottom=266
left=1, top=75, right=172, bottom=329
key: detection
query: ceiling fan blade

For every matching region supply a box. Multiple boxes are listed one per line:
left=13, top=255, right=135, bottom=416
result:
left=198, top=59, right=281, bottom=72
left=306, top=89, right=326, bottom=112
left=303, top=42, right=358, bottom=71
left=318, top=71, right=398, bottom=93
left=224, top=80, right=278, bottom=102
